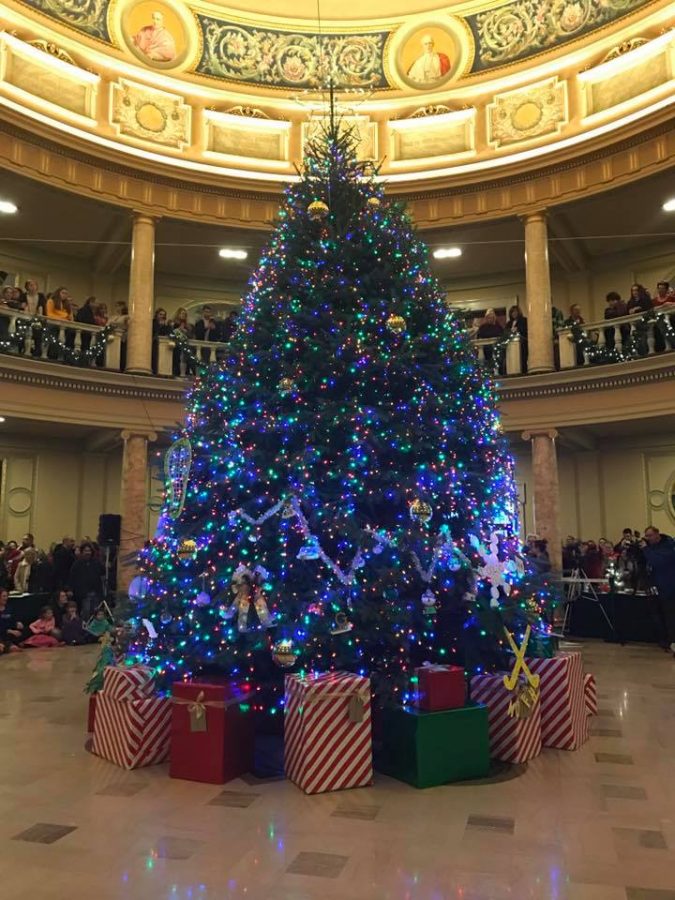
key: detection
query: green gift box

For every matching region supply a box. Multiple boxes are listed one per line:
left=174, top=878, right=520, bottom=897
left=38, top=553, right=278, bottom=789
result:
left=375, top=702, right=490, bottom=789
left=527, top=633, right=558, bottom=659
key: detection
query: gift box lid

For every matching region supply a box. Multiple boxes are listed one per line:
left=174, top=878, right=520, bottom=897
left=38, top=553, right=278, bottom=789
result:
left=103, top=664, right=156, bottom=700
left=172, top=681, right=250, bottom=704
left=285, top=670, right=370, bottom=700
left=415, top=664, right=465, bottom=677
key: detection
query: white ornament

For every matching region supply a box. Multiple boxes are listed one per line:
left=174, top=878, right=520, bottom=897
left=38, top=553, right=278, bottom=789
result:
left=469, top=532, right=522, bottom=601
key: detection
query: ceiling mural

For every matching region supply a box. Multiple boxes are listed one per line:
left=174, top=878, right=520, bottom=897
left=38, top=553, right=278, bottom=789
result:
left=13, top=0, right=657, bottom=85
left=196, top=19, right=388, bottom=88
left=22, top=0, right=110, bottom=41
left=467, top=0, right=651, bottom=71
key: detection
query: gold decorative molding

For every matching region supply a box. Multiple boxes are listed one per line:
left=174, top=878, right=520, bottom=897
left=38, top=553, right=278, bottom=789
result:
left=27, top=38, right=76, bottom=64
left=602, top=37, right=651, bottom=62
left=487, top=78, right=567, bottom=148
left=111, top=78, right=191, bottom=149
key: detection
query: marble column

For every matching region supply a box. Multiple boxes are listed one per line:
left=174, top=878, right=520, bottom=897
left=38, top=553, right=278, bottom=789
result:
left=523, top=211, right=555, bottom=374
left=117, top=429, right=157, bottom=593
left=522, top=428, right=561, bottom=572
left=126, top=212, right=157, bottom=375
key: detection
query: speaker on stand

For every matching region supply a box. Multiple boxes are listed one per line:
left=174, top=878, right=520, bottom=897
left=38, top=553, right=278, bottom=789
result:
left=98, top=514, right=121, bottom=595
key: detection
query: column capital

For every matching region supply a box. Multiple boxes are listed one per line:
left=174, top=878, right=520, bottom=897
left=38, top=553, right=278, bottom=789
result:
left=121, top=429, right=158, bottom=443
left=519, top=209, right=548, bottom=224
left=522, top=428, right=558, bottom=442
left=131, top=210, right=161, bottom=225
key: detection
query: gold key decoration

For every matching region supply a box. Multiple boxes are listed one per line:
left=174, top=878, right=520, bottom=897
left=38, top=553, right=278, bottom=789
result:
left=502, top=625, right=541, bottom=719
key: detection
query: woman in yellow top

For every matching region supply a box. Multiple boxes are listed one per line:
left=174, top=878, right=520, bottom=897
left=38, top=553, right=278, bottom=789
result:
left=45, top=287, right=73, bottom=360
left=46, top=287, right=72, bottom=321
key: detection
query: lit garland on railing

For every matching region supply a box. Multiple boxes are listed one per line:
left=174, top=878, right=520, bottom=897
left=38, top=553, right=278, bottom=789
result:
left=0, top=315, right=116, bottom=364
left=567, top=309, right=675, bottom=366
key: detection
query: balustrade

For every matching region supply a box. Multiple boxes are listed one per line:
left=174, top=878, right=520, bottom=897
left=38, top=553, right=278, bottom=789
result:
left=0, top=307, right=123, bottom=369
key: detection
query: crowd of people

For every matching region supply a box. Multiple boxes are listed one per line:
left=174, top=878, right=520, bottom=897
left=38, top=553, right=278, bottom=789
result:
left=0, top=281, right=239, bottom=373
left=0, top=534, right=112, bottom=654
left=469, top=280, right=675, bottom=371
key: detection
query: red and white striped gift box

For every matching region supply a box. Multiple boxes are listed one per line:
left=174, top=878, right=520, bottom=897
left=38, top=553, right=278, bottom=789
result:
left=470, top=673, right=542, bottom=763
left=284, top=671, right=372, bottom=794
left=92, top=693, right=171, bottom=770
left=584, top=673, right=598, bottom=716
left=102, top=665, right=156, bottom=702
left=525, top=652, right=588, bottom=750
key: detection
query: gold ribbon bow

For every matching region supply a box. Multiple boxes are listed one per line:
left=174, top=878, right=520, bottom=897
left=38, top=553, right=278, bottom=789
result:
left=172, top=690, right=246, bottom=732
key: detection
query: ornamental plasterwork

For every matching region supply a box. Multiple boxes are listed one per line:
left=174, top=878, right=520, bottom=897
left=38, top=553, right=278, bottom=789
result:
left=111, top=79, right=191, bottom=148
left=468, top=0, right=650, bottom=71
left=21, top=0, right=109, bottom=41
left=302, top=115, right=377, bottom=162
left=487, top=78, right=567, bottom=147
left=197, top=19, right=387, bottom=89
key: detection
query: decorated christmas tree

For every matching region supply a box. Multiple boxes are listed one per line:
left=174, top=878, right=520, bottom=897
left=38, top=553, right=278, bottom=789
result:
left=131, top=117, right=555, bottom=712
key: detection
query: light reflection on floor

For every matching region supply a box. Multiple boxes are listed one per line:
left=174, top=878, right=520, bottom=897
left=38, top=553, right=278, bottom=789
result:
left=0, top=642, right=674, bottom=899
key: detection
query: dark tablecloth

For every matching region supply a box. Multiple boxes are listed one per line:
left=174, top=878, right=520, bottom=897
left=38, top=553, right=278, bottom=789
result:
left=7, top=592, right=51, bottom=628
left=567, top=591, right=661, bottom=644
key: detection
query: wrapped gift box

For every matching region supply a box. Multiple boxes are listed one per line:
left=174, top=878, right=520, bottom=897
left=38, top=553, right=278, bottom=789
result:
left=284, top=671, right=372, bottom=794
left=525, top=652, right=588, bottom=750
left=470, top=673, right=542, bottom=763
left=584, top=673, right=597, bottom=716
left=376, top=702, right=489, bottom=788
left=170, top=682, right=253, bottom=784
left=414, top=664, right=466, bottom=712
left=92, top=693, right=171, bottom=770
left=102, top=665, right=156, bottom=701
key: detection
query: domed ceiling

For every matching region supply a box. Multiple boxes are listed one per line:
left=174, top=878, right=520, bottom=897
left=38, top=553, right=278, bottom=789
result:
left=13, top=0, right=659, bottom=87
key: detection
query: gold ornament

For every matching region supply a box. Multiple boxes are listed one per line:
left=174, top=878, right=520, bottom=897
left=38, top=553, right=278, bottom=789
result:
left=367, top=196, right=381, bottom=209
left=502, top=625, right=541, bottom=719
left=386, top=314, right=406, bottom=335
left=409, top=499, right=433, bottom=524
left=308, top=200, right=329, bottom=221
left=278, top=376, right=295, bottom=395
left=177, top=538, right=197, bottom=560
left=271, top=638, right=296, bottom=668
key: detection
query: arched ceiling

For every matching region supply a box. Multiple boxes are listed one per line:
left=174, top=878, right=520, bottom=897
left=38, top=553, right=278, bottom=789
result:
left=217, top=1, right=459, bottom=18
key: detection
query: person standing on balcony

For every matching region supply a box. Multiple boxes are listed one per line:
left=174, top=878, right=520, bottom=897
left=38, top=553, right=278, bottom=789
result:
left=171, top=307, right=195, bottom=376
left=46, top=287, right=72, bottom=360
left=476, top=309, right=503, bottom=368
left=194, top=304, right=219, bottom=365
left=75, top=296, right=98, bottom=362
left=21, top=280, right=47, bottom=356
left=627, top=283, right=652, bottom=316
left=643, top=526, right=675, bottom=655
left=603, top=292, right=629, bottom=351
left=653, top=281, right=675, bottom=352
left=507, top=304, right=528, bottom=372
left=152, top=307, right=171, bottom=374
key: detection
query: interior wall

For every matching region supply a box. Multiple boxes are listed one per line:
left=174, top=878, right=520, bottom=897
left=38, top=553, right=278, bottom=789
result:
left=512, top=435, right=675, bottom=543
left=0, top=436, right=123, bottom=549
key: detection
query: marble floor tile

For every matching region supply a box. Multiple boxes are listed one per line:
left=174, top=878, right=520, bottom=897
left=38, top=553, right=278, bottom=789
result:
left=613, top=827, right=668, bottom=850
left=595, top=752, right=634, bottom=765
left=601, top=784, right=648, bottom=800
left=151, top=835, right=205, bottom=860
left=626, top=890, right=675, bottom=900
left=13, top=823, right=77, bottom=844
left=331, top=802, right=380, bottom=820
left=465, top=814, right=515, bottom=834
left=95, top=782, right=147, bottom=797
left=286, top=851, right=349, bottom=878
left=207, top=789, right=260, bottom=808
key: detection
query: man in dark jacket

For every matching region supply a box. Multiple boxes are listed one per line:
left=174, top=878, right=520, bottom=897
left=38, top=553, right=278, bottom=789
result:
left=67, top=543, right=104, bottom=619
left=643, top=527, right=675, bottom=653
left=52, top=536, right=76, bottom=589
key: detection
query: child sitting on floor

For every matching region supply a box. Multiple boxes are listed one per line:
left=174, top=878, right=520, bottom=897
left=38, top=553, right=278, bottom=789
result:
left=85, top=607, right=114, bottom=642
left=60, top=601, right=93, bottom=646
left=22, top=605, right=62, bottom=648
left=0, top=588, right=24, bottom=653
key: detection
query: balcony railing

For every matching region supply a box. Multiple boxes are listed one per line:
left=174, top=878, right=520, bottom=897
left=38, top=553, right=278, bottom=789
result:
left=1, top=305, right=674, bottom=381
left=0, top=307, right=124, bottom=369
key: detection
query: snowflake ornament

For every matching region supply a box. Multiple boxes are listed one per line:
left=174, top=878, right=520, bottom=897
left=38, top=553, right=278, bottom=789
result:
left=469, top=532, right=523, bottom=607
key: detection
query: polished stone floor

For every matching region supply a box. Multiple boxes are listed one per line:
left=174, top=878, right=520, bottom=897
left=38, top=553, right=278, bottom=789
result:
left=1, top=642, right=675, bottom=900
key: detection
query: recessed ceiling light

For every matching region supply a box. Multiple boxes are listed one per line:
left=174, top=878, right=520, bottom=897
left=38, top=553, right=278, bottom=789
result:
left=219, top=247, right=248, bottom=260
left=0, top=201, right=17, bottom=214
left=663, top=198, right=675, bottom=213
left=0, top=416, right=6, bottom=423
left=432, top=247, right=462, bottom=260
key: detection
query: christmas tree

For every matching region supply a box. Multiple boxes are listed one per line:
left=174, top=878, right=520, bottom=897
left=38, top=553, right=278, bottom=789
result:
left=131, top=116, right=554, bottom=712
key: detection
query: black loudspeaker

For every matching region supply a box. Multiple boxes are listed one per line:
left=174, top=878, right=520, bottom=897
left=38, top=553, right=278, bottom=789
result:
left=98, top=514, right=121, bottom=545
